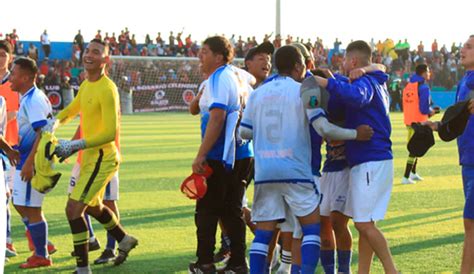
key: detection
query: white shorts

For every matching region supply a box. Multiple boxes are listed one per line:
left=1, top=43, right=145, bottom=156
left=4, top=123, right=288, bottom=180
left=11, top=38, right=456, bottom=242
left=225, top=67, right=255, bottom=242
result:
left=251, top=178, right=320, bottom=224
left=347, top=160, right=393, bottom=222
left=320, top=168, right=352, bottom=217
left=4, top=167, right=14, bottom=194
left=68, top=163, right=120, bottom=201
left=12, top=170, right=45, bottom=207
left=279, top=210, right=303, bottom=239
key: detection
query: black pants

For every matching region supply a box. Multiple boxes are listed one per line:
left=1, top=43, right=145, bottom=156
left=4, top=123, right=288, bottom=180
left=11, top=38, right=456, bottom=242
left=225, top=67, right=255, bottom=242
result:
left=42, top=44, right=50, bottom=58
left=195, top=158, right=252, bottom=266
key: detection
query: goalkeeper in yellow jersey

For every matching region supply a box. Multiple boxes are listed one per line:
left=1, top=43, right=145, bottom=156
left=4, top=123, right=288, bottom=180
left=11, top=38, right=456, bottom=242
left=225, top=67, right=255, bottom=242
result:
left=45, top=39, right=137, bottom=274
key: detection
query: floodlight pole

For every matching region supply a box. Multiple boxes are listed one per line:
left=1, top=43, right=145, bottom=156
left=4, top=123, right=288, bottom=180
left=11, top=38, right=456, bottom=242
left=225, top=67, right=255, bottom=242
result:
left=276, top=0, right=281, bottom=36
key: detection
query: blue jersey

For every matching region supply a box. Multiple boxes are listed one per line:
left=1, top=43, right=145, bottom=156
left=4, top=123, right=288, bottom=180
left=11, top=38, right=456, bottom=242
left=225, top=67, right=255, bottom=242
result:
left=17, top=87, right=52, bottom=170
left=241, top=76, right=313, bottom=184
left=409, top=74, right=432, bottom=115
left=199, top=65, right=243, bottom=161
left=326, top=71, right=392, bottom=167
left=322, top=91, right=349, bottom=172
left=456, top=70, right=474, bottom=166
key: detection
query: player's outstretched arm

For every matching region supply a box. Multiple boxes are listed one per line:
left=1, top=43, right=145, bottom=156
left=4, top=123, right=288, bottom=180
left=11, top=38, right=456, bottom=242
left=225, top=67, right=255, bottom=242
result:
left=308, top=113, right=373, bottom=141
left=349, top=64, right=386, bottom=80
left=56, top=91, right=81, bottom=126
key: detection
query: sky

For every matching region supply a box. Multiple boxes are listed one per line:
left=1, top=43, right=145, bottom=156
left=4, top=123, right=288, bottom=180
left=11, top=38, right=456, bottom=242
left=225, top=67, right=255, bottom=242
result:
left=1, top=0, right=472, bottom=50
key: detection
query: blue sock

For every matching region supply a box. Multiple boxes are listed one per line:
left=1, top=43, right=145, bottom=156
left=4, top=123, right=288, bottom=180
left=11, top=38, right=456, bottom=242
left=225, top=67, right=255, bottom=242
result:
left=291, top=264, right=301, bottom=274
left=84, top=214, right=95, bottom=239
left=265, top=262, right=270, bottom=274
left=106, top=231, right=116, bottom=250
left=320, top=249, right=336, bottom=273
left=6, top=199, right=11, bottom=240
left=249, top=229, right=273, bottom=274
left=28, top=221, right=48, bottom=258
left=337, top=250, right=352, bottom=273
left=301, top=223, right=321, bottom=274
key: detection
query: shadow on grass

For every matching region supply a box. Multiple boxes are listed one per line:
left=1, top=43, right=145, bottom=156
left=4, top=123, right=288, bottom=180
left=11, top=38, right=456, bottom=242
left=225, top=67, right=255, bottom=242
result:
left=4, top=250, right=196, bottom=273
left=379, top=207, right=462, bottom=229
left=9, top=205, right=195, bottom=239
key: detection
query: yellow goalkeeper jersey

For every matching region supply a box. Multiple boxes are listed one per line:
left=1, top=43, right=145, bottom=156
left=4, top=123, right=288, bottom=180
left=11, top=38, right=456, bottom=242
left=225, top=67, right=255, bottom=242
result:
left=57, top=75, right=121, bottom=163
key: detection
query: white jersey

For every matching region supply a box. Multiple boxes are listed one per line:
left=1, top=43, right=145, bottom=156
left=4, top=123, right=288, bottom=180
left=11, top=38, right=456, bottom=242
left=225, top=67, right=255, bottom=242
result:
left=198, top=64, right=241, bottom=160
left=229, top=65, right=256, bottom=106
left=241, top=76, right=313, bottom=184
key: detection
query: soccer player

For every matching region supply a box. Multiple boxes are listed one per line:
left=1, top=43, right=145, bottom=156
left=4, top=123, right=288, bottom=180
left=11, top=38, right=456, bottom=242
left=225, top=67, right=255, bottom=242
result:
left=0, top=39, right=20, bottom=258
left=48, top=39, right=137, bottom=274
left=401, top=64, right=437, bottom=184
left=240, top=45, right=373, bottom=274
left=313, top=40, right=397, bottom=274
left=8, top=57, right=53, bottom=269
left=425, top=35, right=474, bottom=274
left=68, top=125, right=122, bottom=265
left=244, top=41, right=273, bottom=87
left=189, top=36, right=249, bottom=273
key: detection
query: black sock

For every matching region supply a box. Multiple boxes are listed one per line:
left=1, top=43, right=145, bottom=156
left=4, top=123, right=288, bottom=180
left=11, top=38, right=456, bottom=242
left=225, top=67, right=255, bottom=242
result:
left=69, top=217, right=89, bottom=267
left=404, top=156, right=415, bottom=179
left=412, top=158, right=418, bottom=174
left=95, top=207, right=126, bottom=243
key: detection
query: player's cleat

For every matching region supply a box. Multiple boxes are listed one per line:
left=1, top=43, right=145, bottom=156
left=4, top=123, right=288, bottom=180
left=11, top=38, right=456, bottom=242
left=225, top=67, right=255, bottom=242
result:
left=6, top=243, right=17, bottom=257
left=94, top=248, right=116, bottom=264
left=19, top=255, right=52, bottom=269
left=71, top=238, right=101, bottom=256
left=222, top=264, right=249, bottom=274
left=410, top=172, right=424, bottom=181
left=48, top=241, right=57, bottom=255
left=114, top=235, right=138, bottom=266
left=401, top=177, right=416, bottom=185
left=270, top=244, right=281, bottom=271
left=188, top=262, right=217, bottom=274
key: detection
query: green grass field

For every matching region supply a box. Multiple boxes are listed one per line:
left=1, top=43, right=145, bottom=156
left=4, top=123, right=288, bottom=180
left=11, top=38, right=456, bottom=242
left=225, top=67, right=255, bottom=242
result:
left=4, top=112, right=466, bottom=273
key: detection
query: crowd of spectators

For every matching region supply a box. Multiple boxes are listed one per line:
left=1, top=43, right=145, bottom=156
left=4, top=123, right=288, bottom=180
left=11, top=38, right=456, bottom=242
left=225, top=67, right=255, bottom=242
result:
left=0, top=28, right=467, bottom=94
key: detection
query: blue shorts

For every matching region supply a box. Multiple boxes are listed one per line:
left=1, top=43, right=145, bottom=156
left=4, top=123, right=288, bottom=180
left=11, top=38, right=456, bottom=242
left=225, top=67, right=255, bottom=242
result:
left=462, top=165, right=474, bottom=219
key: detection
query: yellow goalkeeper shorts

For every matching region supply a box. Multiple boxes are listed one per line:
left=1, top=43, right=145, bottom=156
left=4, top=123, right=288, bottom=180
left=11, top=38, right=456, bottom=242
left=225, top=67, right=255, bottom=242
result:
left=69, top=149, right=119, bottom=207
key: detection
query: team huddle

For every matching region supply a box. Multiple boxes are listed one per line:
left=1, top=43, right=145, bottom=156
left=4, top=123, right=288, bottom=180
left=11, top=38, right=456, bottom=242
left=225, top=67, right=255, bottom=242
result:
left=188, top=35, right=474, bottom=274
left=0, top=32, right=473, bottom=274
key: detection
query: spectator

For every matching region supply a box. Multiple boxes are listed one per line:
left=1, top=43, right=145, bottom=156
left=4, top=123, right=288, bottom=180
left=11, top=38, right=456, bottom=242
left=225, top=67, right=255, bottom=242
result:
left=16, top=42, right=24, bottom=56
left=169, top=31, right=176, bottom=55
left=73, top=30, right=84, bottom=62
left=417, top=41, right=424, bottom=55
left=376, top=40, right=384, bottom=55
left=156, top=32, right=163, bottom=45
left=27, top=43, right=38, bottom=61
left=104, top=32, right=110, bottom=44
left=95, top=30, right=102, bottom=41
left=432, top=39, right=438, bottom=53
left=9, top=29, right=18, bottom=54
left=40, top=29, right=51, bottom=59
left=145, top=34, right=152, bottom=46
left=333, top=38, right=341, bottom=53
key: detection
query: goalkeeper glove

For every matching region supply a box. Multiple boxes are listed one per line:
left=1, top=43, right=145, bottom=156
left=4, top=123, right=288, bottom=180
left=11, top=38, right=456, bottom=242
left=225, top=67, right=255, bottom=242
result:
left=54, top=139, right=86, bottom=162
